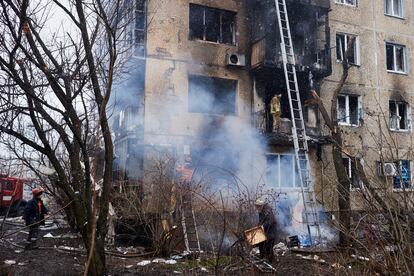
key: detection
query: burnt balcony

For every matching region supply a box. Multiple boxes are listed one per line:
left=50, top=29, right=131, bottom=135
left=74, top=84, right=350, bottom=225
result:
left=253, top=105, right=323, bottom=146
left=248, top=0, right=331, bottom=78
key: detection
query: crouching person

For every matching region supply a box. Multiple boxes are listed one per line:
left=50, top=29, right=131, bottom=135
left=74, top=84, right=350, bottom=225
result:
left=255, top=199, right=277, bottom=263
left=24, top=188, right=48, bottom=249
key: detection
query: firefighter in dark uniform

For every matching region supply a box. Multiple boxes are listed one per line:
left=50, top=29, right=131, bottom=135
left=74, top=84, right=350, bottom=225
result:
left=24, top=187, right=48, bottom=249
left=255, top=199, right=277, bottom=263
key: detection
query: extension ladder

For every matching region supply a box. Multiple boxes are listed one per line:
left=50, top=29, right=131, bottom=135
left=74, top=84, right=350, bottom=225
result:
left=180, top=192, right=201, bottom=252
left=274, top=0, right=321, bottom=245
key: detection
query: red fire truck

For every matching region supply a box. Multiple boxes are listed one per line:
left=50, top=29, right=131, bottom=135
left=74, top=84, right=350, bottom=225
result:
left=0, top=175, right=34, bottom=216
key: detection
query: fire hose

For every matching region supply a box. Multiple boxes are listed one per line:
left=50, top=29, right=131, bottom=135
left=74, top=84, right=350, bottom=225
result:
left=0, top=199, right=74, bottom=240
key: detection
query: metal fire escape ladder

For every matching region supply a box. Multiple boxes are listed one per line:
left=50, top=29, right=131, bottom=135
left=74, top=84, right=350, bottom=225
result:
left=274, top=0, right=321, bottom=245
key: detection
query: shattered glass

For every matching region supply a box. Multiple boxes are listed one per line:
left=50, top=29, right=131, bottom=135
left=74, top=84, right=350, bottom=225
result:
left=395, top=46, right=405, bottom=72
left=386, top=44, right=394, bottom=71
left=349, top=96, right=359, bottom=125
left=337, top=96, right=346, bottom=123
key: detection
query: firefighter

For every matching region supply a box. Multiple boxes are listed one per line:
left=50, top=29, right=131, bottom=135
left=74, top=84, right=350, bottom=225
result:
left=270, top=94, right=282, bottom=132
left=24, top=187, right=48, bottom=249
left=255, top=199, right=277, bottom=263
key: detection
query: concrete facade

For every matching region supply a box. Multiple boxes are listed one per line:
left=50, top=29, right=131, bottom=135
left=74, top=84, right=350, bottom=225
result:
left=317, top=0, right=414, bottom=212
left=112, top=0, right=414, bottom=213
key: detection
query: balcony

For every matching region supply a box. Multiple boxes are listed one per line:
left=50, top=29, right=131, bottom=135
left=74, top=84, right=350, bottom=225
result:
left=253, top=106, right=323, bottom=146
left=248, top=0, right=331, bottom=77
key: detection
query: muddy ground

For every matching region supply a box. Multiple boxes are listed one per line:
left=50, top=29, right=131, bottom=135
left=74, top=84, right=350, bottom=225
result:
left=0, top=219, right=356, bottom=275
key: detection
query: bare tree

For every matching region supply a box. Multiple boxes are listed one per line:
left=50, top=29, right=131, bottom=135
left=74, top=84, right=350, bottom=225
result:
left=0, top=0, right=135, bottom=274
left=313, top=37, right=414, bottom=254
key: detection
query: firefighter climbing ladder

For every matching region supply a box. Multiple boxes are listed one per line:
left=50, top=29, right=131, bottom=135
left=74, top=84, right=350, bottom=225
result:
left=180, top=192, right=201, bottom=252
left=274, top=0, right=322, bottom=245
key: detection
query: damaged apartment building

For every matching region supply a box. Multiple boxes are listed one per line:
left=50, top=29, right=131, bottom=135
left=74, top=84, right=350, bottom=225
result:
left=110, top=0, right=414, bottom=219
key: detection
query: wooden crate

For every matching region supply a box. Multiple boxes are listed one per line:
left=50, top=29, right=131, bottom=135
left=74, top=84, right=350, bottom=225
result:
left=244, top=225, right=267, bottom=246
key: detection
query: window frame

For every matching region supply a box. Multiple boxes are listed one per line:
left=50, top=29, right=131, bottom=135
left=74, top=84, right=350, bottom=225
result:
left=386, top=42, right=408, bottom=74
left=335, top=0, right=357, bottom=7
left=389, top=100, right=412, bottom=132
left=337, top=94, right=362, bottom=127
left=189, top=4, right=237, bottom=46
left=384, top=0, right=404, bottom=19
left=266, top=153, right=302, bottom=190
left=393, top=160, right=412, bottom=191
left=124, top=0, right=147, bottom=58
left=336, top=33, right=360, bottom=66
left=343, top=157, right=363, bottom=190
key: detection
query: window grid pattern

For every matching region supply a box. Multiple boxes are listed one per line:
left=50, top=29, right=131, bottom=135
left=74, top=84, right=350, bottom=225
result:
left=266, top=154, right=301, bottom=189
left=337, top=94, right=362, bottom=126
left=336, top=33, right=359, bottom=65
left=189, top=4, right=236, bottom=45
left=385, top=0, right=404, bottom=18
left=386, top=43, right=407, bottom=73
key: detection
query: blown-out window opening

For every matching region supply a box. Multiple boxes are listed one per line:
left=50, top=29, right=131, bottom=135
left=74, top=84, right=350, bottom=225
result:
left=335, top=0, right=357, bottom=7
left=188, top=75, right=237, bottom=115
left=336, top=33, right=360, bottom=65
left=342, top=157, right=362, bottom=189
left=389, top=101, right=411, bottom=131
left=337, top=94, right=362, bottom=126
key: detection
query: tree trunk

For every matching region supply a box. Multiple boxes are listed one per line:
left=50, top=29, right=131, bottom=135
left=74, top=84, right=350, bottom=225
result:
left=88, top=238, right=106, bottom=276
left=332, top=134, right=351, bottom=247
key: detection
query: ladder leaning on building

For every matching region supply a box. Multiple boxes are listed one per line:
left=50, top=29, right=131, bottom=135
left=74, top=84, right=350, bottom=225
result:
left=274, top=0, right=322, bottom=245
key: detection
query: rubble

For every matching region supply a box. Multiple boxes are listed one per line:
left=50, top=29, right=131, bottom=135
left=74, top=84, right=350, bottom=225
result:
left=137, top=260, right=151, bottom=266
left=331, top=263, right=345, bottom=269
left=351, top=254, right=369, bottom=261
left=273, top=242, right=288, bottom=256
left=4, top=260, right=16, bottom=265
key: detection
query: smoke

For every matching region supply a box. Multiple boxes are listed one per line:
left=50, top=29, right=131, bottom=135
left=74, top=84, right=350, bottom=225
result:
left=180, top=80, right=337, bottom=243
left=110, top=58, right=338, bottom=243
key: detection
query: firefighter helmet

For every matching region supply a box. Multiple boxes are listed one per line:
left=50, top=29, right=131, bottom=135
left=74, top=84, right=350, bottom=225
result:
left=32, top=187, right=44, bottom=196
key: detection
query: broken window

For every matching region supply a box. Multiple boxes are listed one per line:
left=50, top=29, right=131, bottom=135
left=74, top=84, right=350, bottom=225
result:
left=266, top=154, right=300, bottom=188
left=343, top=157, right=362, bottom=189
left=386, top=43, right=407, bottom=73
left=188, top=75, right=237, bottom=115
left=134, top=0, right=146, bottom=57
left=385, top=0, right=404, bottom=18
left=336, top=33, right=359, bottom=65
left=335, top=0, right=357, bottom=7
left=337, top=95, right=362, bottom=126
left=393, top=160, right=411, bottom=189
left=389, top=101, right=411, bottom=131
left=189, top=4, right=236, bottom=45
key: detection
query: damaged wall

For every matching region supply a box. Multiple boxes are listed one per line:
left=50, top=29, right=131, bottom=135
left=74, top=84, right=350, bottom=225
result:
left=110, top=0, right=414, bottom=231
